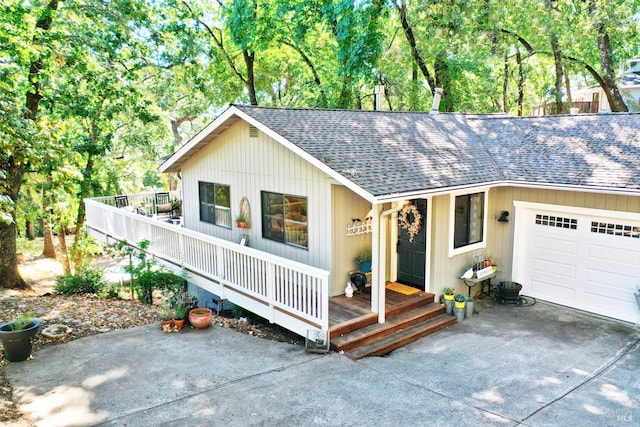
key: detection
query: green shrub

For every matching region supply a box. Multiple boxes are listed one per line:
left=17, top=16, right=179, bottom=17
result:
left=55, top=267, right=106, bottom=295
left=109, top=239, right=186, bottom=304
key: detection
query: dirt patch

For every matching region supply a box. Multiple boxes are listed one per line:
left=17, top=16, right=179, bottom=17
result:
left=1, top=253, right=304, bottom=425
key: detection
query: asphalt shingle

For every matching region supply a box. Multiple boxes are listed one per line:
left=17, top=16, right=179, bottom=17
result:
left=202, top=105, right=640, bottom=198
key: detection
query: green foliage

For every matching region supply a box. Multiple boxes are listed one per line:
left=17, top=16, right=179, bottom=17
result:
left=110, top=239, right=186, bottom=304
left=10, top=312, right=37, bottom=331
left=174, top=304, right=186, bottom=320
left=443, top=287, right=454, bottom=296
left=454, top=292, right=466, bottom=302
left=356, top=249, right=372, bottom=263
left=160, top=306, right=173, bottom=321
left=55, top=267, right=106, bottom=296
left=230, top=303, right=250, bottom=321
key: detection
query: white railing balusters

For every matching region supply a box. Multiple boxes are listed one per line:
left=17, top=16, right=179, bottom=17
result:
left=84, top=196, right=330, bottom=334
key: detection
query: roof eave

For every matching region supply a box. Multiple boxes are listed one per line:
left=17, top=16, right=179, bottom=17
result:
left=372, top=180, right=640, bottom=204
left=158, top=105, right=240, bottom=174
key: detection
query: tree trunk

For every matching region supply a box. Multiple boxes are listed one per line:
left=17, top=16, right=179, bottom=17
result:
left=546, top=0, right=564, bottom=115
left=0, top=0, right=59, bottom=289
left=397, top=0, right=436, bottom=92
left=40, top=218, right=57, bottom=259
left=564, top=73, right=572, bottom=105
left=550, top=34, right=564, bottom=114
left=26, top=221, right=36, bottom=240
left=169, top=116, right=192, bottom=191
left=57, top=224, right=71, bottom=275
left=589, top=0, right=628, bottom=112
left=0, top=221, right=25, bottom=289
left=516, top=48, right=525, bottom=117
left=502, top=52, right=508, bottom=113
left=337, top=75, right=354, bottom=109
left=281, top=40, right=328, bottom=107
left=434, top=52, right=454, bottom=112
left=243, top=50, right=258, bottom=106
left=72, top=153, right=95, bottom=270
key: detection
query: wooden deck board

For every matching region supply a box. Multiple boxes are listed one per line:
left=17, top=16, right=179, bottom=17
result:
left=329, top=283, right=435, bottom=328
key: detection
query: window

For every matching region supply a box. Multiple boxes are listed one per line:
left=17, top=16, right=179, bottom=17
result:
left=261, top=191, right=308, bottom=248
left=199, top=182, right=231, bottom=227
left=453, top=192, right=485, bottom=249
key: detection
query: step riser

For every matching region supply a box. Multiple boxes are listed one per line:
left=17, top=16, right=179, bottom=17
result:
left=385, top=294, right=435, bottom=318
left=350, top=319, right=455, bottom=360
left=329, top=314, right=378, bottom=340
left=332, top=305, right=447, bottom=352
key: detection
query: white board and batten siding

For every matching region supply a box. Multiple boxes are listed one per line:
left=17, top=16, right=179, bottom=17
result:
left=179, top=121, right=333, bottom=275
left=513, top=201, right=640, bottom=323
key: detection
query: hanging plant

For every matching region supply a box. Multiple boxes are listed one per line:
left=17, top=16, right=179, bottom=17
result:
left=399, top=204, right=422, bottom=243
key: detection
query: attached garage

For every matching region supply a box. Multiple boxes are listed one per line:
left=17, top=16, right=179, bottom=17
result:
left=513, top=201, right=640, bottom=323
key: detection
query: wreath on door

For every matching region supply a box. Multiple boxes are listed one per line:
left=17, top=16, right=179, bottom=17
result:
left=399, top=204, right=422, bottom=243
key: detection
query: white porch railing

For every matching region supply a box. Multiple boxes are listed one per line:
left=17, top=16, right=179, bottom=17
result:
left=84, top=195, right=330, bottom=336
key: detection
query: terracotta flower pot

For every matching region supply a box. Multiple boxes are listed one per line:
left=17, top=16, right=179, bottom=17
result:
left=173, top=319, right=185, bottom=330
left=189, top=308, right=213, bottom=329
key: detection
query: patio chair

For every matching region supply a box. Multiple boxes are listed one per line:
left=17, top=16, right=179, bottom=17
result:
left=114, top=195, right=129, bottom=208
left=154, top=191, right=174, bottom=219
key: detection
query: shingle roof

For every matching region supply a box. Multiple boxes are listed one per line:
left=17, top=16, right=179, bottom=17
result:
left=233, top=105, right=502, bottom=197
left=232, top=105, right=640, bottom=198
left=467, top=114, right=640, bottom=191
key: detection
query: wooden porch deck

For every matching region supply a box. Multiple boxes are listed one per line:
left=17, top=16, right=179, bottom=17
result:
left=328, top=282, right=456, bottom=359
left=329, top=284, right=431, bottom=328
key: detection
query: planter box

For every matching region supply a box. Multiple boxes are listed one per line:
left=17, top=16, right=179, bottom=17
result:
left=475, top=266, right=494, bottom=280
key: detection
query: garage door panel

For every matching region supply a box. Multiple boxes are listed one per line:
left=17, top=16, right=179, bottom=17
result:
left=531, top=257, right=577, bottom=281
left=533, top=235, right=578, bottom=255
left=587, top=242, right=640, bottom=265
left=514, top=203, right=640, bottom=324
left=583, top=295, right=637, bottom=323
left=586, top=268, right=639, bottom=292
left=529, top=278, right=576, bottom=301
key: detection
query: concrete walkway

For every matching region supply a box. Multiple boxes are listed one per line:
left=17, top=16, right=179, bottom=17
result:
left=6, top=299, right=640, bottom=427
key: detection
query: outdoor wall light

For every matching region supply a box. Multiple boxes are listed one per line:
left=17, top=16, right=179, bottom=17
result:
left=497, top=211, right=509, bottom=223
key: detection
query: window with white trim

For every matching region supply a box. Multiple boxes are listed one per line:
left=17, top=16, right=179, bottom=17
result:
left=261, top=191, right=308, bottom=249
left=452, top=191, right=486, bottom=251
left=199, top=181, right=231, bottom=228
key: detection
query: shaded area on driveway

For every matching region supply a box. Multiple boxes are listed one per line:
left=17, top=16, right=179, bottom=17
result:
left=6, top=298, right=640, bottom=426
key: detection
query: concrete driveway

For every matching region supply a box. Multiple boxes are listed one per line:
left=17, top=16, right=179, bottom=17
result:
left=6, top=298, right=640, bottom=426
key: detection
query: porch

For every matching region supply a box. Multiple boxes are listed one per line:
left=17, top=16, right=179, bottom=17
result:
left=85, top=193, right=330, bottom=337
left=329, top=284, right=456, bottom=359
left=84, top=193, right=455, bottom=356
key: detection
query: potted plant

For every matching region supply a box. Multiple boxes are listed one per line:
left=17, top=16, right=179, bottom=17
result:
left=189, top=308, right=213, bottom=329
left=236, top=213, right=248, bottom=228
left=496, top=281, right=522, bottom=303
left=355, top=248, right=372, bottom=273
left=453, top=293, right=466, bottom=322
left=160, top=306, right=173, bottom=330
left=454, top=292, right=466, bottom=309
left=173, top=304, right=186, bottom=330
left=442, top=287, right=455, bottom=315
left=443, top=287, right=455, bottom=301
left=0, top=312, right=43, bottom=362
left=170, top=198, right=182, bottom=217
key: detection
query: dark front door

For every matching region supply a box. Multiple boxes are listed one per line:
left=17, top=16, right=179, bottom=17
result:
left=397, top=199, right=427, bottom=289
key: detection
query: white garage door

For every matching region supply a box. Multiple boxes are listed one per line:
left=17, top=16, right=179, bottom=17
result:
left=513, top=202, right=640, bottom=323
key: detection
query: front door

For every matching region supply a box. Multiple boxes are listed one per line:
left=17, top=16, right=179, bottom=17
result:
left=397, top=199, right=427, bottom=289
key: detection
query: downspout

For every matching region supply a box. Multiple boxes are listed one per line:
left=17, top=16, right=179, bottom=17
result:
left=377, top=203, right=405, bottom=323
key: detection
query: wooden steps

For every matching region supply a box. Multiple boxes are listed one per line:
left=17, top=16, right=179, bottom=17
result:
left=330, top=289, right=456, bottom=360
